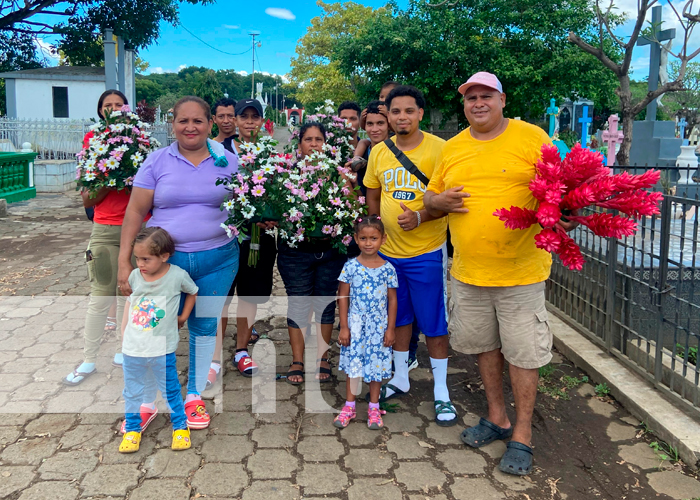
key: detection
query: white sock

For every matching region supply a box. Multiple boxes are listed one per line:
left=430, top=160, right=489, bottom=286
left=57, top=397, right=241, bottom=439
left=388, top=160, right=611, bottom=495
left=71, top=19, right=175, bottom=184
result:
left=66, top=362, right=95, bottom=382
left=185, top=393, right=200, bottom=404
left=387, top=350, right=410, bottom=396
left=142, top=402, right=156, bottom=411
left=431, top=357, right=453, bottom=421
left=210, top=362, right=221, bottom=374
left=234, top=351, right=249, bottom=363
left=78, top=362, right=95, bottom=373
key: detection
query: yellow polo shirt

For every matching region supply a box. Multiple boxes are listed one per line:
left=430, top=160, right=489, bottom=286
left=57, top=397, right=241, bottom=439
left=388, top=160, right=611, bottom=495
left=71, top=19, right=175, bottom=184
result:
left=364, top=133, right=447, bottom=259
left=427, top=120, right=553, bottom=286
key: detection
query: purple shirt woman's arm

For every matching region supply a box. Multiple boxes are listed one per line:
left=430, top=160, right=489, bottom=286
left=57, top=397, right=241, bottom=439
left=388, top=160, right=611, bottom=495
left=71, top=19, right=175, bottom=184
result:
left=117, top=186, right=155, bottom=296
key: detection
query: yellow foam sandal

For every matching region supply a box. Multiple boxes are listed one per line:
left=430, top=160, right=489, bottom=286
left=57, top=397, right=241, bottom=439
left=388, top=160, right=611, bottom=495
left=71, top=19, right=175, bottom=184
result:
left=119, top=431, right=141, bottom=453
left=171, top=429, right=191, bottom=450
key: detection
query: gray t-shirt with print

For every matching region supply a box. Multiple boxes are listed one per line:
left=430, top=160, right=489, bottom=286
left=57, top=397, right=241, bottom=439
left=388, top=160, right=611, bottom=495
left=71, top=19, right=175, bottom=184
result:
left=123, top=264, right=198, bottom=357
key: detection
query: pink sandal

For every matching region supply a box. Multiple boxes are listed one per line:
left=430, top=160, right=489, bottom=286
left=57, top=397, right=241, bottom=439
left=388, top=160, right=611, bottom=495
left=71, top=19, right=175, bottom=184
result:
left=333, top=405, right=356, bottom=429
left=367, top=407, right=386, bottom=430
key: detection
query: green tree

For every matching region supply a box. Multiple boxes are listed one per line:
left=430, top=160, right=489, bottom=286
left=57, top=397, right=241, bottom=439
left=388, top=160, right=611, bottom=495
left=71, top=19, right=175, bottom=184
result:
left=662, top=61, right=700, bottom=133
left=1, top=0, right=214, bottom=66
left=135, top=77, right=165, bottom=105
left=289, top=0, right=386, bottom=107
left=335, top=0, right=619, bottom=129
left=154, top=92, right=179, bottom=113
left=194, top=69, right=223, bottom=108
left=132, top=66, right=303, bottom=113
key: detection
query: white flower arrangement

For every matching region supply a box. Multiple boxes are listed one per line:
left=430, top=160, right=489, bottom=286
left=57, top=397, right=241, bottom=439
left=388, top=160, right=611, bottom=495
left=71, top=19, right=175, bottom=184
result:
left=76, top=106, right=160, bottom=195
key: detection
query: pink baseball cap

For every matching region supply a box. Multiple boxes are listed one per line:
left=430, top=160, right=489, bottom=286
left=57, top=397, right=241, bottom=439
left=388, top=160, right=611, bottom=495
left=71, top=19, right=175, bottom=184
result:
left=458, top=72, right=503, bottom=95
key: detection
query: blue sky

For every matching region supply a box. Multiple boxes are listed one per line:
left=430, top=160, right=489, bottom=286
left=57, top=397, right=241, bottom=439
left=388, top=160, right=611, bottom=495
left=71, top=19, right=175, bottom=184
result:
left=33, top=1, right=698, bottom=81
left=139, top=1, right=406, bottom=76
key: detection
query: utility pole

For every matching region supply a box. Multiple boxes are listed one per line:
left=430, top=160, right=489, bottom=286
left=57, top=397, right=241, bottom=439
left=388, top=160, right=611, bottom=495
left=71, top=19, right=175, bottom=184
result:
left=249, top=31, right=261, bottom=99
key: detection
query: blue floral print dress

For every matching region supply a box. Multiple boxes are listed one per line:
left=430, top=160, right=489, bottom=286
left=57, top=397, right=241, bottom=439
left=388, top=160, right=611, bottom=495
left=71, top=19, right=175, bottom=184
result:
left=338, top=258, right=399, bottom=382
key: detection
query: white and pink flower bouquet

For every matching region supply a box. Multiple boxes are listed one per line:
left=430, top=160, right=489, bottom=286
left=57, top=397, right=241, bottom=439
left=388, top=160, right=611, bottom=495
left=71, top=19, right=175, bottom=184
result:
left=220, top=139, right=365, bottom=254
left=276, top=151, right=365, bottom=252
left=494, top=144, right=662, bottom=271
left=76, top=106, right=160, bottom=196
left=218, top=135, right=293, bottom=239
left=285, top=100, right=355, bottom=164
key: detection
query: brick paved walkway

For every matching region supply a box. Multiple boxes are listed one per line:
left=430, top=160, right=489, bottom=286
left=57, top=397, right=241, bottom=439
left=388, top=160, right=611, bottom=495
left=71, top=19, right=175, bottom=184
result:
left=1, top=193, right=699, bottom=500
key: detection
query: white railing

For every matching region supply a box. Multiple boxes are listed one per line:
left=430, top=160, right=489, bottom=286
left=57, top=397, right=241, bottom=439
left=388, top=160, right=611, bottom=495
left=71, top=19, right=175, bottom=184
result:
left=0, top=117, right=173, bottom=160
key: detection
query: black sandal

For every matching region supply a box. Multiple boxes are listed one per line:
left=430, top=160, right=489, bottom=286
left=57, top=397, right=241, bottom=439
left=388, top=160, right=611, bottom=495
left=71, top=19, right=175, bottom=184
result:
left=286, top=361, right=304, bottom=386
left=316, top=357, right=332, bottom=383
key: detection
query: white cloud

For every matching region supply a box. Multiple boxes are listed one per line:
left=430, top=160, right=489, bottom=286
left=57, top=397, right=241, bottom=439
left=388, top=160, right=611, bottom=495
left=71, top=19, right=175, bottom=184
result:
left=265, top=7, right=296, bottom=21
left=33, top=38, right=58, bottom=60
left=178, top=64, right=187, bottom=71
left=223, top=24, right=240, bottom=29
left=146, top=66, right=184, bottom=75
left=237, top=70, right=249, bottom=76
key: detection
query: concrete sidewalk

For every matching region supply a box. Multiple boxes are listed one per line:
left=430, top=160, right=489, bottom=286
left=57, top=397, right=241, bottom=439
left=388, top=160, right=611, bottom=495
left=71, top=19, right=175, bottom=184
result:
left=1, top=193, right=699, bottom=500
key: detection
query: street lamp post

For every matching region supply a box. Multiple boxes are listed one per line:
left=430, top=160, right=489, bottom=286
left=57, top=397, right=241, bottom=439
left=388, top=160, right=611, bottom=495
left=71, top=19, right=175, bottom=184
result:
left=249, top=31, right=261, bottom=99
left=275, top=83, right=279, bottom=123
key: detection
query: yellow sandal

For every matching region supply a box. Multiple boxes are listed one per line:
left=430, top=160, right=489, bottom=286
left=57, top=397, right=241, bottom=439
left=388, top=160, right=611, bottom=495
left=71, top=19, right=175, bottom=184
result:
left=119, top=431, right=141, bottom=453
left=171, top=428, right=191, bottom=450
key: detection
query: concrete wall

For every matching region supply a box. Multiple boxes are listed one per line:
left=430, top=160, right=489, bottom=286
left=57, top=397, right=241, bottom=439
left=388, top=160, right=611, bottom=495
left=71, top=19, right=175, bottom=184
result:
left=34, top=160, right=77, bottom=193
left=13, top=80, right=105, bottom=120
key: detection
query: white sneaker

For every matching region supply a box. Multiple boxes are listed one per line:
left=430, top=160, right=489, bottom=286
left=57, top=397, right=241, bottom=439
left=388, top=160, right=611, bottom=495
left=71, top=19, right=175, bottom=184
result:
left=408, top=357, right=419, bottom=371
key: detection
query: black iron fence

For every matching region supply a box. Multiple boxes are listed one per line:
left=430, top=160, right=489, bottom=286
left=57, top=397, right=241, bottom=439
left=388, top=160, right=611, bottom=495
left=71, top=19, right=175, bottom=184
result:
left=546, top=164, right=700, bottom=414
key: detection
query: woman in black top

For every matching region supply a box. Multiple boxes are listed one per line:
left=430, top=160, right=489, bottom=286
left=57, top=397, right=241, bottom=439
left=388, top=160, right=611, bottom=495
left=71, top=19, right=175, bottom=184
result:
left=279, top=122, right=347, bottom=385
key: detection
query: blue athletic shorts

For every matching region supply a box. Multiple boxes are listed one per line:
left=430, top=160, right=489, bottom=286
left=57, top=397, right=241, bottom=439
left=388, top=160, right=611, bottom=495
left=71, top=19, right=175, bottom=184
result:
left=380, top=245, right=449, bottom=337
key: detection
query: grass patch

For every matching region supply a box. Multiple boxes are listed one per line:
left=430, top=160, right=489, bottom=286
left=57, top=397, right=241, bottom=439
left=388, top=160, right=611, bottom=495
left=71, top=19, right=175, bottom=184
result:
left=649, top=440, right=680, bottom=463
left=538, top=363, right=556, bottom=379
left=380, top=402, right=400, bottom=413
left=595, top=383, right=611, bottom=397
left=675, top=343, right=698, bottom=366
left=562, top=375, right=589, bottom=389
left=538, top=374, right=589, bottom=401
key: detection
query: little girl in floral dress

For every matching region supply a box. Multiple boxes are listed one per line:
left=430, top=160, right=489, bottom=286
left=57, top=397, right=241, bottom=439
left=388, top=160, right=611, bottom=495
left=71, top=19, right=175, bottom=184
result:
left=335, top=215, right=398, bottom=430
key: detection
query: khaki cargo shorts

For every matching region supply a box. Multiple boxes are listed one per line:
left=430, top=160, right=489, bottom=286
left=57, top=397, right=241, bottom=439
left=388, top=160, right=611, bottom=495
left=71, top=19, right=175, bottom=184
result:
left=448, top=280, right=552, bottom=369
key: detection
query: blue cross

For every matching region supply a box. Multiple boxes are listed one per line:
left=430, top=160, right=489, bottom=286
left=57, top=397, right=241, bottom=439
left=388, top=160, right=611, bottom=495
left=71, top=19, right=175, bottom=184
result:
left=679, top=117, right=688, bottom=145
left=546, top=98, right=559, bottom=138
left=578, top=105, right=592, bottom=147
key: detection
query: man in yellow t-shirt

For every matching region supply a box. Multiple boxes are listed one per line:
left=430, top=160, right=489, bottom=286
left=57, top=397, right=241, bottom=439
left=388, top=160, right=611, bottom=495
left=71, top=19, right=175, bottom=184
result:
left=425, top=72, right=572, bottom=476
left=364, top=86, right=455, bottom=426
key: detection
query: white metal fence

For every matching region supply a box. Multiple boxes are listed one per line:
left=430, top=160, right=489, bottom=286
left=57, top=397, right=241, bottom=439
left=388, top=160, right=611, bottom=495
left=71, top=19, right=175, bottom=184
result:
left=0, top=117, right=173, bottom=160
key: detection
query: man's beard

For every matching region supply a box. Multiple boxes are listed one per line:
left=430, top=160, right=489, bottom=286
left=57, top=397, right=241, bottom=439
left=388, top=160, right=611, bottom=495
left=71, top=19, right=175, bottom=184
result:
left=396, top=129, right=409, bottom=135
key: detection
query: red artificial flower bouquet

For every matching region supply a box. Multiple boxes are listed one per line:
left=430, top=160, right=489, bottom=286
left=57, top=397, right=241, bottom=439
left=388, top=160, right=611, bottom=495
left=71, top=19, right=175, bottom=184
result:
left=494, top=144, right=663, bottom=271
